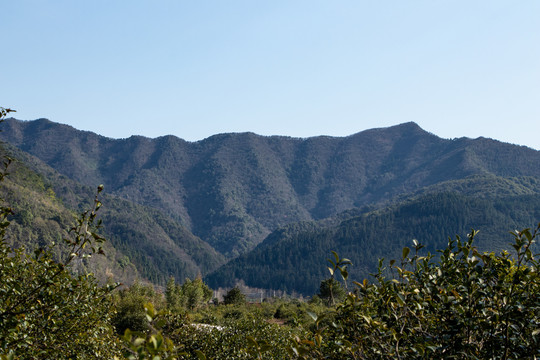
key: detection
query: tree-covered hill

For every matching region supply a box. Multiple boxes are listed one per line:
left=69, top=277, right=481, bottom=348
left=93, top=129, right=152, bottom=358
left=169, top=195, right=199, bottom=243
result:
left=205, top=189, right=540, bottom=295
left=0, top=141, right=225, bottom=286
left=2, top=118, right=539, bottom=258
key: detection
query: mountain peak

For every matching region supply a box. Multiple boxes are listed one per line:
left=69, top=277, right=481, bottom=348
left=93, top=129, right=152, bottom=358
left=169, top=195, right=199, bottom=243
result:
left=1, top=117, right=539, bottom=256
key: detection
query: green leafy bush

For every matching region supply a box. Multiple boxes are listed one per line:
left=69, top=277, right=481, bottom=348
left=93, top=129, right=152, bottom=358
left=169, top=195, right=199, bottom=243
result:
left=292, top=226, right=540, bottom=359
left=166, top=276, right=213, bottom=311
left=0, top=181, right=122, bottom=358
left=223, top=287, right=246, bottom=305
left=113, top=281, right=165, bottom=335
left=169, top=317, right=296, bottom=359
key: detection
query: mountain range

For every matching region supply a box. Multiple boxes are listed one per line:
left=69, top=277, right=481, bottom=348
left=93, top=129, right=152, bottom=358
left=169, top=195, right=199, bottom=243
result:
left=1, top=118, right=539, bottom=294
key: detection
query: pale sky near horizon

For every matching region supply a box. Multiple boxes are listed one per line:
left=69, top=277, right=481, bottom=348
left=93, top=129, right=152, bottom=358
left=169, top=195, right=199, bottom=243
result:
left=2, top=1, right=539, bottom=149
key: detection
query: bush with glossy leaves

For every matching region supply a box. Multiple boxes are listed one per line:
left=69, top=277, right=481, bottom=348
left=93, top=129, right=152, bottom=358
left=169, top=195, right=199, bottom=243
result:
left=0, top=184, right=122, bottom=358
left=291, top=226, right=540, bottom=359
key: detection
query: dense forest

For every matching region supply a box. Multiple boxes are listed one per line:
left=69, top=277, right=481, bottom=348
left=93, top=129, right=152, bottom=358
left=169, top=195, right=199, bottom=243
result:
left=206, top=191, right=540, bottom=294
left=2, top=118, right=539, bottom=259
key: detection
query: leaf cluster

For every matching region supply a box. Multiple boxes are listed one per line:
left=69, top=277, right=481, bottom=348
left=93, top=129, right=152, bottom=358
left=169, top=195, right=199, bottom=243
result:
left=293, top=226, right=540, bottom=359
left=0, top=184, right=122, bottom=358
left=165, top=276, right=213, bottom=311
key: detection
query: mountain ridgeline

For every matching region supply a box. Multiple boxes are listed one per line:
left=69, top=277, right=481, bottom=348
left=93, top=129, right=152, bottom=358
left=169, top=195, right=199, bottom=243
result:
left=1, top=118, right=539, bottom=292
left=2, top=119, right=539, bottom=257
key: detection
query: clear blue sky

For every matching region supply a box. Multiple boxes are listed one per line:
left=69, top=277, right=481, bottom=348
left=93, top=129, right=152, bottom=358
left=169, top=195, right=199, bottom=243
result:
left=2, top=1, right=539, bottom=149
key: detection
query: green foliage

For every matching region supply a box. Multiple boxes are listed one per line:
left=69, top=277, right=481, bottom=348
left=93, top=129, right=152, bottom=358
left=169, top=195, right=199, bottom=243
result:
left=113, top=281, right=165, bottom=335
left=182, top=278, right=213, bottom=310
left=223, top=287, right=246, bottom=305
left=165, top=276, right=213, bottom=311
left=318, top=278, right=346, bottom=307
left=129, top=295, right=309, bottom=359
left=166, top=276, right=181, bottom=311
left=271, top=299, right=326, bottom=327
left=121, top=328, right=177, bottom=360
left=119, top=303, right=180, bottom=360
left=0, top=183, right=122, bottom=358
left=292, top=225, right=540, bottom=359
left=320, top=251, right=351, bottom=306
left=169, top=317, right=296, bottom=359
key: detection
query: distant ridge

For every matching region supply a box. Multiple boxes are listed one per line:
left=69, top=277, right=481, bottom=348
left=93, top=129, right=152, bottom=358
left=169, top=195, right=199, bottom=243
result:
left=1, top=118, right=539, bottom=258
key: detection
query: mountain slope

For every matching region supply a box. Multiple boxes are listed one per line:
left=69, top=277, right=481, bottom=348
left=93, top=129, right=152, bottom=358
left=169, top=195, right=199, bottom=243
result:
left=206, top=190, right=540, bottom=295
left=0, top=141, right=225, bottom=285
left=2, top=118, right=539, bottom=257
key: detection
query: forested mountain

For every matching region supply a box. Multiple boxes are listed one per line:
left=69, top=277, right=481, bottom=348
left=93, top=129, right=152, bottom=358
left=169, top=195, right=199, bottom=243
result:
left=0, top=141, right=225, bottom=285
left=2, top=118, right=539, bottom=259
left=206, top=190, right=540, bottom=295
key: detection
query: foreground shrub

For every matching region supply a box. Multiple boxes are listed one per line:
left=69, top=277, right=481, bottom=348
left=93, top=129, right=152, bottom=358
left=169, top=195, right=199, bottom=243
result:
left=293, top=226, right=540, bottom=359
left=169, top=317, right=297, bottom=359
left=223, top=287, right=246, bottom=305
left=0, top=183, right=122, bottom=358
